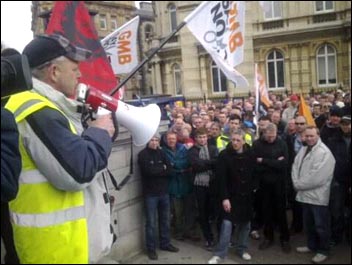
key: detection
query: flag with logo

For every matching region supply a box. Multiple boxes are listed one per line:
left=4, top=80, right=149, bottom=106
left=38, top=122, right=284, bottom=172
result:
left=299, top=93, right=316, bottom=126
left=46, top=1, right=118, bottom=94
left=101, top=16, right=140, bottom=75
left=184, top=1, right=249, bottom=87
left=255, top=63, right=271, bottom=110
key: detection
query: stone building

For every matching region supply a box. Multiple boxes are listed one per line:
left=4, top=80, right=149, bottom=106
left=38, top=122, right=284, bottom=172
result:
left=150, top=1, right=351, bottom=100
left=30, top=1, right=351, bottom=99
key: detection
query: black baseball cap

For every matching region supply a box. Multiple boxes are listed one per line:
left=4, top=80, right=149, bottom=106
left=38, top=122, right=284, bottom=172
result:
left=23, top=34, right=92, bottom=68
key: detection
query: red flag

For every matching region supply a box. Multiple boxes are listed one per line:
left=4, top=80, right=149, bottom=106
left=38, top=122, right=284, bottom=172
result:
left=46, top=1, right=118, bottom=94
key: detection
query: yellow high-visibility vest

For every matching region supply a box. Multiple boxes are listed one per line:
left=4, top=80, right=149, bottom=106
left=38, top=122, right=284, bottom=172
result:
left=245, top=133, right=253, bottom=146
left=5, top=91, right=88, bottom=264
left=216, top=134, right=230, bottom=152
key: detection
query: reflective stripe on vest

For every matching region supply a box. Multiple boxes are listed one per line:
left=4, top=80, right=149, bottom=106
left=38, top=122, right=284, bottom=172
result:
left=11, top=206, right=85, bottom=227
left=5, top=91, right=88, bottom=264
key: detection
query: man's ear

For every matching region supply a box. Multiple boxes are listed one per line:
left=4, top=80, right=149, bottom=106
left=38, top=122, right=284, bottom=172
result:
left=48, top=63, right=60, bottom=83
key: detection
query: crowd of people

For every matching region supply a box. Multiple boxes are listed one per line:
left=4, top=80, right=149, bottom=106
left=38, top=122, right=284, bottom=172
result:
left=1, top=32, right=350, bottom=264
left=138, top=90, right=351, bottom=264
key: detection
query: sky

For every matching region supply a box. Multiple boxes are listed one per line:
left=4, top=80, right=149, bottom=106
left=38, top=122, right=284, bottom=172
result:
left=1, top=1, right=144, bottom=53
left=1, top=1, right=33, bottom=52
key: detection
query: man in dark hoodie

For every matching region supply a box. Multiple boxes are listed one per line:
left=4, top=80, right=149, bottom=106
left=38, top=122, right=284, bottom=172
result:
left=252, top=123, right=291, bottom=253
left=320, top=107, right=343, bottom=144
left=138, top=133, right=179, bottom=260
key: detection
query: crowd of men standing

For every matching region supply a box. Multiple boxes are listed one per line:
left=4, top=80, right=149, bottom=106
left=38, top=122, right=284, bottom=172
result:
left=138, top=90, right=351, bottom=264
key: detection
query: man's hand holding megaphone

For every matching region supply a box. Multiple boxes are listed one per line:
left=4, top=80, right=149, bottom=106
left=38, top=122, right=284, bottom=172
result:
left=88, top=114, right=116, bottom=141
left=77, top=83, right=119, bottom=142
left=76, top=83, right=161, bottom=146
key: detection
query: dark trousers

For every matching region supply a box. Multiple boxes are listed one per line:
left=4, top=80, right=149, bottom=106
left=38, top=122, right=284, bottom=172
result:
left=261, top=179, right=290, bottom=242
left=251, top=188, right=263, bottom=231
left=302, top=203, right=330, bottom=255
left=291, top=198, right=303, bottom=232
left=144, top=194, right=171, bottom=251
left=170, top=193, right=195, bottom=237
left=194, top=185, right=214, bottom=242
left=329, top=180, right=347, bottom=243
left=1, top=202, right=19, bottom=264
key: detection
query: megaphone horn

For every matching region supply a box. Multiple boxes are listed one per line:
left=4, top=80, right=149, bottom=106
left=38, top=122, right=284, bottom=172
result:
left=77, top=83, right=161, bottom=146
left=114, top=100, right=161, bottom=146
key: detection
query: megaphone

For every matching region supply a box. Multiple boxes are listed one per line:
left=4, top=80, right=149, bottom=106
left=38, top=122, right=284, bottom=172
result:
left=77, top=83, right=161, bottom=146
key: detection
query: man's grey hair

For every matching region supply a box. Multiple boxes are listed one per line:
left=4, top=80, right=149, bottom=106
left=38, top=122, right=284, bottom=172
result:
left=263, top=123, right=277, bottom=133
left=230, top=129, right=246, bottom=140
left=31, top=56, right=66, bottom=80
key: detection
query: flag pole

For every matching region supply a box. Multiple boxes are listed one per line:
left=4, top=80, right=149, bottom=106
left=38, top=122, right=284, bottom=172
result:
left=110, top=21, right=187, bottom=96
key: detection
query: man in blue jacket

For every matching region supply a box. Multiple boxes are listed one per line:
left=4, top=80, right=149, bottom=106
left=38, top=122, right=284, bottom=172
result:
left=162, top=131, right=193, bottom=240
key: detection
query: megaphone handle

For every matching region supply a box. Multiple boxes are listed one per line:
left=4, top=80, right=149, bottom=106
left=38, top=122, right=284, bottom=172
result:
left=111, top=111, right=119, bottom=142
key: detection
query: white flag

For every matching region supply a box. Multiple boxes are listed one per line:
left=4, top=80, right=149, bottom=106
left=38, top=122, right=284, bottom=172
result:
left=101, top=16, right=140, bottom=75
left=184, top=1, right=248, bottom=87
left=255, top=63, right=271, bottom=109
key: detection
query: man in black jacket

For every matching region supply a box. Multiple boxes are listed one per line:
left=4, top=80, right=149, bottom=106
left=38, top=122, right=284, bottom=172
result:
left=208, top=129, right=254, bottom=264
left=1, top=107, right=21, bottom=264
left=252, top=123, right=291, bottom=253
left=138, top=133, right=179, bottom=260
left=189, top=128, right=218, bottom=250
left=327, top=115, right=351, bottom=246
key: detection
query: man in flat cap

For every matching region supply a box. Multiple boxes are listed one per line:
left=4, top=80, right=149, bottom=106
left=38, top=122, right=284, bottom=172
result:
left=3, top=34, right=116, bottom=264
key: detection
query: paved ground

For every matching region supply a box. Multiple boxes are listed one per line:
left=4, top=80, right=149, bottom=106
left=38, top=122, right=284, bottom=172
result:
left=2, top=229, right=350, bottom=264
left=124, top=230, right=351, bottom=264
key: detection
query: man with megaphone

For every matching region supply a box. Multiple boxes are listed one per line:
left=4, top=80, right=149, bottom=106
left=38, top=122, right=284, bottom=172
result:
left=4, top=34, right=116, bottom=264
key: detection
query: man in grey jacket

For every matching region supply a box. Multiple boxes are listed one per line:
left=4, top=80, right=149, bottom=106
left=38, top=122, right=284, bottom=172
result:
left=292, top=126, right=335, bottom=264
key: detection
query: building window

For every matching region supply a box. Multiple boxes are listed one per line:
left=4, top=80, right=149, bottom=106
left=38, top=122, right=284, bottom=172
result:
left=145, top=24, right=153, bottom=39
left=317, top=44, right=337, bottom=85
left=173, top=64, right=182, bottom=95
left=100, top=14, right=107, bottom=30
left=315, top=1, right=334, bottom=12
left=168, top=3, right=177, bottom=31
left=111, top=16, right=117, bottom=30
left=267, top=50, right=285, bottom=89
left=211, top=61, right=227, bottom=93
left=263, top=1, right=282, bottom=20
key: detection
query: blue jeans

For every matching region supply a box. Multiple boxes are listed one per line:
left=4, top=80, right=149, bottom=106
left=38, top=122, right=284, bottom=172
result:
left=144, top=194, right=171, bottom=251
left=302, top=203, right=330, bottom=255
left=213, top=219, right=250, bottom=258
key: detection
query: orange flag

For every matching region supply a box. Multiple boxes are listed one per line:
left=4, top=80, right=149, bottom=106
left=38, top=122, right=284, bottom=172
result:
left=299, top=94, right=316, bottom=126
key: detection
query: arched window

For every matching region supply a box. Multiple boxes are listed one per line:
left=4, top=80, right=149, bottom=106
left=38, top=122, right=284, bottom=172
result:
left=266, top=50, right=285, bottom=89
left=211, top=61, right=227, bottom=93
left=317, top=44, right=337, bottom=85
left=144, top=24, right=153, bottom=39
left=168, top=3, right=177, bottom=31
left=173, top=64, right=182, bottom=95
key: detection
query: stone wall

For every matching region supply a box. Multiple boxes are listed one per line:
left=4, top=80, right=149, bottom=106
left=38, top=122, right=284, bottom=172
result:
left=106, top=121, right=169, bottom=262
